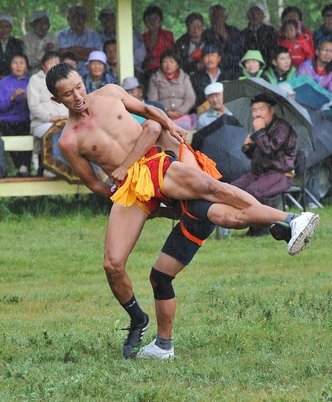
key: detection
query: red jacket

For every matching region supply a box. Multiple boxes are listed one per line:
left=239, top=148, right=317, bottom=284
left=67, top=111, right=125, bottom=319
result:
left=142, top=28, right=174, bottom=71
left=280, top=35, right=314, bottom=68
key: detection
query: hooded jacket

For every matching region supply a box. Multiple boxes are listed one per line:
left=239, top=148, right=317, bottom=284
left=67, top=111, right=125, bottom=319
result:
left=239, top=50, right=266, bottom=79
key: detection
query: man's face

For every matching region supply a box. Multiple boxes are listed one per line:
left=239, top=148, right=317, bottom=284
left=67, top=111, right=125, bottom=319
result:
left=251, top=102, right=274, bottom=126
left=105, top=43, right=117, bottom=65
left=247, top=7, right=264, bottom=28
left=316, top=42, right=332, bottom=64
left=52, top=71, right=87, bottom=113
left=32, top=17, right=50, bottom=38
left=323, top=11, right=332, bottom=31
left=273, top=52, right=292, bottom=73
left=68, top=13, right=86, bottom=36
left=207, top=92, right=224, bottom=112
left=0, top=20, right=12, bottom=41
left=100, top=14, right=116, bottom=34
left=127, top=87, right=143, bottom=101
left=203, top=52, right=221, bottom=70
left=209, top=9, right=227, bottom=27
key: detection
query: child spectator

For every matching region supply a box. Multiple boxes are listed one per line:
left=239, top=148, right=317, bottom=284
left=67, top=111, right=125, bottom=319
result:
left=239, top=50, right=266, bottom=79
left=263, top=46, right=297, bottom=85
left=60, top=51, right=78, bottom=70
left=0, top=54, right=30, bottom=176
left=83, top=51, right=116, bottom=94
left=280, top=19, right=314, bottom=68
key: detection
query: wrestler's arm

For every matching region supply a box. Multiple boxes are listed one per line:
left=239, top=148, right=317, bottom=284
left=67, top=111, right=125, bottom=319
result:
left=59, top=140, right=111, bottom=198
left=102, top=84, right=188, bottom=143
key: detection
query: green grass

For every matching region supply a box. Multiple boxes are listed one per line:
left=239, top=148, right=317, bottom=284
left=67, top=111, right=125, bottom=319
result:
left=1, top=199, right=332, bottom=401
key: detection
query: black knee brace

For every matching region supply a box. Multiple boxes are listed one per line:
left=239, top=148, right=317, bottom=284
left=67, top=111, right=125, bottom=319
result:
left=150, top=267, right=175, bottom=300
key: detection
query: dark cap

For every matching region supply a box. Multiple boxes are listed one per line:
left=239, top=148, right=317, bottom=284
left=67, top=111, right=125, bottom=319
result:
left=202, top=44, right=220, bottom=57
left=251, top=93, right=276, bottom=106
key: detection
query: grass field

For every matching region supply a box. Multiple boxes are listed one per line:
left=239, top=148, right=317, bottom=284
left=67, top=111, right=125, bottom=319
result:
left=1, top=197, right=331, bottom=401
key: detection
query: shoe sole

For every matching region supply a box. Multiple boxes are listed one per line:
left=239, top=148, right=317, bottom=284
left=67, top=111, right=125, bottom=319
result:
left=288, top=214, right=320, bottom=256
left=137, top=349, right=174, bottom=360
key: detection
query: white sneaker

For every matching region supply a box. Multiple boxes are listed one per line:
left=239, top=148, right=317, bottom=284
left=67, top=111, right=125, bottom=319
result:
left=288, top=212, right=320, bottom=256
left=137, top=339, right=174, bottom=360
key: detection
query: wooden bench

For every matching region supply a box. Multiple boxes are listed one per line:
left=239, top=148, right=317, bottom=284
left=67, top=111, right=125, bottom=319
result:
left=0, top=135, right=91, bottom=197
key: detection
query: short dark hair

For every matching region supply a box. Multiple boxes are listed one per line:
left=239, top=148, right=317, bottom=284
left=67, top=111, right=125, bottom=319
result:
left=143, top=6, right=163, bottom=23
left=322, top=4, right=332, bottom=17
left=41, top=50, right=61, bottom=66
left=185, top=12, right=204, bottom=27
left=251, top=93, right=276, bottom=107
left=281, top=6, right=302, bottom=22
left=103, top=39, right=116, bottom=53
left=272, top=46, right=290, bottom=60
left=10, top=53, right=29, bottom=69
left=46, top=62, right=77, bottom=96
left=282, top=19, right=298, bottom=34
left=160, top=49, right=180, bottom=65
left=60, top=51, right=78, bottom=64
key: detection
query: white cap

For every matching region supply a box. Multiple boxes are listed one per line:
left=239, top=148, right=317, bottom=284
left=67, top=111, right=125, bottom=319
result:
left=85, top=51, right=107, bottom=66
left=278, top=83, right=295, bottom=96
left=122, top=77, right=141, bottom=91
left=247, top=2, right=265, bottom=12
left=30, top=11, right=49, bottom=24
left=204, top=82, right=224, bottom=96
left=0, top=13, right=13, bottom=26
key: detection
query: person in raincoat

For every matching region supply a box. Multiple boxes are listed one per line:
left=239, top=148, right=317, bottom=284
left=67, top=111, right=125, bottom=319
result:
left=239, top=49, right=266, bottom=79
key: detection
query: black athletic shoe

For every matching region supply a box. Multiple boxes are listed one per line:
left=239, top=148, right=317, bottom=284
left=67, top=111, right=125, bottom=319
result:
left=122, top=313, right=150, bottom=358
left=269, top=221, right=291, bottom=243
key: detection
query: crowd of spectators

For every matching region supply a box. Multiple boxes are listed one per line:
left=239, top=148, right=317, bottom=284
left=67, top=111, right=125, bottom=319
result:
left=1, top=2, right=332, bottom=205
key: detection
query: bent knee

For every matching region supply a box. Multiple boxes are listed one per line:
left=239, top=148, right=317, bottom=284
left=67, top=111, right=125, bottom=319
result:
left=142, top=120, right=162, bottom=138
left=103, top=255, right=125, bottom=280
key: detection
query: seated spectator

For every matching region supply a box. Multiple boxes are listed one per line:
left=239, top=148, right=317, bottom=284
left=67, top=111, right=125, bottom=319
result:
left=174, top=12, right=206, bottom=75
left=20, top=11, right=59, bottom=76
left=203, top=4, right=244, bottom=77
left=122, top=76, right=165, bottom=111
left=190, top=44, right=234, bottom=110
left=0, top=14, right=24, bottom=79
left=231, top=93, right=297, bottom=236
left=83, top=51, right=116, bottom=94
left=98, top=7, right=146, bottom=78
left=197, top=82, right=233, bottom=130
left=141, top=6, right=174, bottom=85
left=60, top=51, right=78, bottom=70
left=263, top=46, right=297, bottom=84
left=297, top=40, right=332, bottom=93
left=27, top=51, right=68, bottom=176
left=277, top=6, right=314, bottom=53
left=241, top=3, right=277, bottom=67
left=103, top=39, right=118, bottom=82
left=0, top=54, right=30, bottom=177
left=56, top=5, right=103, bottom=76
left=239, top=50, right=266, bottom=79
left=314, top=4, right=332, bottom=47
left=147, top=50, right=196, bottom=129
left=279, top=19, right=314, bottom=68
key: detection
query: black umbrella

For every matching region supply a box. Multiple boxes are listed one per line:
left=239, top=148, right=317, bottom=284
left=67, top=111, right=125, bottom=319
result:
left=223, top=77, right=313, bottom=149
left=191, top=114, right=251, bottom=183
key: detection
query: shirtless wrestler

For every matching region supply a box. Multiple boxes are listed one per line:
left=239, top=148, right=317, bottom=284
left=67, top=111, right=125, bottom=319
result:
left=45, top=63, right=320, bottom=359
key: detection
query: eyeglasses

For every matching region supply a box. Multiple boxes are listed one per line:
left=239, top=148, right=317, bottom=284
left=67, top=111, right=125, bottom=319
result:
left=320, top=47, right=332, bottom=53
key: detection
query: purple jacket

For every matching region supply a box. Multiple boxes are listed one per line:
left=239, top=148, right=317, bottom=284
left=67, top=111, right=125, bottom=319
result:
left=297, top=58, right=332, bottom=93
left=0, top=74, right=30, bottom=123
left=242, top=115, right=297, bottom=176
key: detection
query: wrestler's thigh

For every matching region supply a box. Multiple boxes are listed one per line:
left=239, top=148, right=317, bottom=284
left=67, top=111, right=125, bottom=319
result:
left=104, top=203, right=149, bottom=264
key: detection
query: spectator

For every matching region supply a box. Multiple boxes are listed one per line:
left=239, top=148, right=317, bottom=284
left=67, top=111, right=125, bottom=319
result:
left=277, top=6, right=314, bottom=53
left=241, top=3, right=277, bottom=67
left=60, top=51, right=78, bottom=70
left=203, top=4, right=244, bottom=77
left=147, top=49, right=196, bottom=129
left=56, top=5, right=103, bottom=76
left=0, top=54, right=30, bottom=177
left=263, top=46, right=297, bottom=85
left=190, top=44, right=234, bottom=110
left=122, top=76, right=165, bottom=111
left=0, top=14, right=24, bottom=79
left=314, top=4, right=332, bottom=47
left=98, top=7, right=146, bottom=78
left=279, top=19, right=314, bottom=68
left=83, top=51, right=116, bottom=94
left=141, top=5, right=174, bottom=85
left=20, top=11, right=59, bottom=76
left=239, top=49, right=266, bottom=79
left=231, top=93, right=297, bottom=236
left=103, top=39, right=118, bottom=82
left=297, top=40, right=332, bottom=94
left=197, top=82, right=232, bottom=130
left=27, top=51, right=68, bottom=176
left=174, top=12, right=206, bottom=75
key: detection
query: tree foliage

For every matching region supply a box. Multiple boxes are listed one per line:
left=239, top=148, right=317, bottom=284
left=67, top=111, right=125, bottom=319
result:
left=3, top=0, right=328, bottom=39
